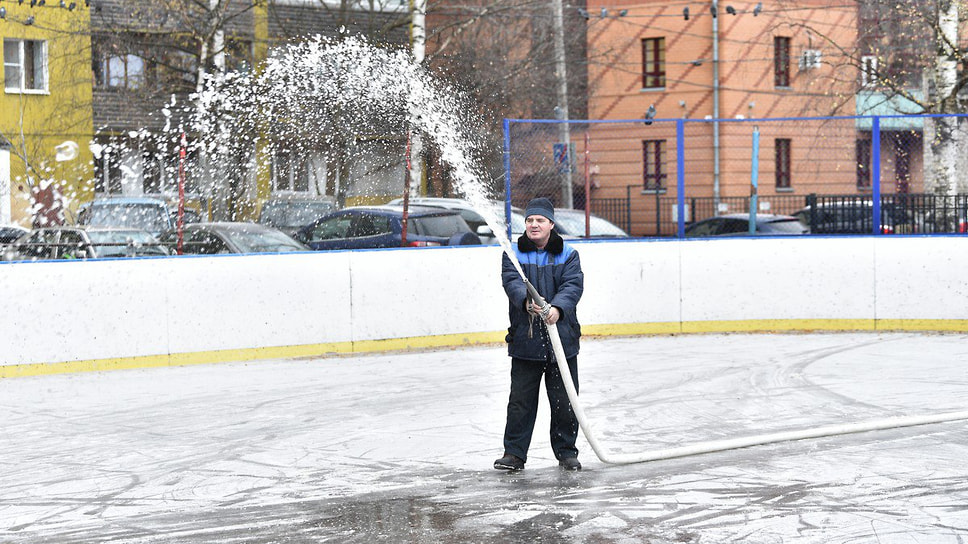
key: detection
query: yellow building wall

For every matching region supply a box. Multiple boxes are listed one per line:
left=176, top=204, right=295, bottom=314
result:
left=1, top=3, right=94, bottom=227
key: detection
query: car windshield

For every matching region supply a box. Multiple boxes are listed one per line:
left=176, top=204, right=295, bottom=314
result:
left=85, top=203, right=170, bottom=233
left=223, top=226, right=306, bottom=253
left=509, top=213, right=526, bottom=234
left=554, top=213, right=627, bottom=237
left=0, top=228, right=26, bottom=244
left=761, top=218, right=807, bottom=234
left=87, top=230, right=167, bottom=257
left=261, top=201, right=334, bottom=227
left=410, top=214, right=469, bottom=237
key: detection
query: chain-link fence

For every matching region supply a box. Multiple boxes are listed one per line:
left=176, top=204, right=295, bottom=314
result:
left=504, top=115, right=968, bottom=237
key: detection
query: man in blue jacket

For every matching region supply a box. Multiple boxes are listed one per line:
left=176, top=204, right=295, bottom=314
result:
left=494, top=197, right=584, bottom=471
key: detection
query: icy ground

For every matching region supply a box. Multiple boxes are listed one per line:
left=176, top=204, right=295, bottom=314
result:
left=2, top=332, right=967, bottom=543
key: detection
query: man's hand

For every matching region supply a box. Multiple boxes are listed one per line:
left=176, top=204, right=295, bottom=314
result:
left=544, top=306, right=561, bottom=324
left=527, top=302, right=560, bottom=325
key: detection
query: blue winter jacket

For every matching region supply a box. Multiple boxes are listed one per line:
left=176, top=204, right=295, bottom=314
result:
left=502, top=230, right=584, bottom=361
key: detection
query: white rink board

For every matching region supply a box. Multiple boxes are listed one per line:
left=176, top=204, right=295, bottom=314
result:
left=163, top=252, right=355, bottom=354
left=346, top=245, right=507, bottom=341
left=577, top=241, right=682, bottom=326
left=874, top=236, right=968, bottom=320
left=679, top=237, right=877, bottom=322
left=3, top=236, right=968, bottom=367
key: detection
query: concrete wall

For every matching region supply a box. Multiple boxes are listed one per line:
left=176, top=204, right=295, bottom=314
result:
left=3, top=236, right=967, bottom=377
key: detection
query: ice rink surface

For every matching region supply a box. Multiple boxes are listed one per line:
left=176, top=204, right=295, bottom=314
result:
left=2, top=332, right=967, bottom=543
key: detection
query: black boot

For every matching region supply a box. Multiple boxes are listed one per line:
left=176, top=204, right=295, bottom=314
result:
left=493, top=453, right=525, bottom=471
left=558, top=457, right=581, bottom=471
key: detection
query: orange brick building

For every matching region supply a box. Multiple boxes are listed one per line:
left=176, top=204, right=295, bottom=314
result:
left=579, top=0, right=870, bottom=235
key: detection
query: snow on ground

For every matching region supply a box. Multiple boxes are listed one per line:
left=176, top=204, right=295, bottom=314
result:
left=1, top=332, right=967, bottom=543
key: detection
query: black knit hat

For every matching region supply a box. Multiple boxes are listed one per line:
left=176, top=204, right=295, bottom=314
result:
left=524, top=197, right=555, bottom=223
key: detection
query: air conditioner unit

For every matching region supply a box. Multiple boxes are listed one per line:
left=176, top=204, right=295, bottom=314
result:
left=799, top=49, right=822, bottom=70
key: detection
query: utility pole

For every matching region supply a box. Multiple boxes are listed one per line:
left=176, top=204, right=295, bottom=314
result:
left=551, top=0, right=574, bottom=208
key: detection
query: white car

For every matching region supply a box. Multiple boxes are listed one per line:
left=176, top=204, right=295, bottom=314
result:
left=552, top=208, right=630, bottom=239
left=4, top=226, right=169, bottom=260
left=386, top=197, right=525, bottom=244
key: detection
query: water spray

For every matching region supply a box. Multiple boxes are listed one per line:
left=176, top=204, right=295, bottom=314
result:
left=183, top=35, right=967, bottom=466
left=521, top=278, right=968, bottom=465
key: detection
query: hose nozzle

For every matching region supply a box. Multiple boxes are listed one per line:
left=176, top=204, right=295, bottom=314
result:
left=523, top=278, right=552, bottom=318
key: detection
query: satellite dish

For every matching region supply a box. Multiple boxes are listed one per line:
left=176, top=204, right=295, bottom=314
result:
left=55, top=141, right=79, bottom=162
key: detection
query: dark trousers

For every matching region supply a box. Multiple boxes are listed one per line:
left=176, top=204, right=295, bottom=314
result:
left=502, top=355, right=579, bottom=462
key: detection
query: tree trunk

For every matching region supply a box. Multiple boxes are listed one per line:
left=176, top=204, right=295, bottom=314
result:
left=928, top=0, right=960, bottom=197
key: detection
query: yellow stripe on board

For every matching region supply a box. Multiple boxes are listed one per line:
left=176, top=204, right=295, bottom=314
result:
left=682, top=319, right=877, bottom=334
left=582, top=322, right=683, bottom=336
left=350, top=331, right=506, bottom=353
left=0, top=354, right=173, bottom=379
left=0, top=332, right=507, bottom=379
left=4, top=320, right=968, bottom=379
left=875, top=319, right=968, bottom=332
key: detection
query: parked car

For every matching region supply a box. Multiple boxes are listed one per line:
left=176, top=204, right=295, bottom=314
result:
left=552, top=208, right=630, bottom=239
left=685, top=213, right=809, bottom=237
left=793, top=201, right=913, bottom=235
left=170, top=206, right=204, bottom=225
left=258, top=196, right=337, bottom=236
left=386, top=197, right=525, bottom=244
left=77, top=197, right=173, bottom=237
left=159, top=222, right=308, bottom=255
left=295, top=205, right=482, bottom=250
left=3, top=226, right=169, bottom=261
left=0, top=225, right=29, bottom=250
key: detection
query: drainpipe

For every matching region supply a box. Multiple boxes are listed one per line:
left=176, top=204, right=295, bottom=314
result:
left=712, top=0, right=721, bottom=211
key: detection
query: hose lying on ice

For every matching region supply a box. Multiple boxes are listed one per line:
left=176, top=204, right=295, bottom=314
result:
left=524, top=279, right=968, bottom=465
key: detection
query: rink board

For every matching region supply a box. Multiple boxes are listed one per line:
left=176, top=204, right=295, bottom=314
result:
left=2, top=236, right=967, bottom=376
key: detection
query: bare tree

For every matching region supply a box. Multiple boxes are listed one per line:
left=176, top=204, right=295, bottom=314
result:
left=843, top=0, right=966, bottom=194
left=421, top=0, right=588, bottom=197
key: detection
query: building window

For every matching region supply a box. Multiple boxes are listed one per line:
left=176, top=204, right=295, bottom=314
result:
left=774, top=36, right=791, bottom=87
left=225, top=39, right=254, bottom=73
left=94, top=52, right=146, bottom=89
left=856, top=138, right=871, bottom=189
left=4, top=39, right=47, bottom=93
left=642, top=139, right=666, bottom=190
left=272, top=150, right=310, bottom=193
left=861, top=55, right=877, bottom=87
left=93, top=145, right=123, bottom=195
left=142, top=149, right=163, bottom=194
left=642, top=37, right=665, bottom=89
left=775, top=139, right=791, bottom=189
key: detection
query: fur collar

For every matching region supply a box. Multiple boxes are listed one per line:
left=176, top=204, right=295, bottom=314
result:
left=517, top=230, right=564, bottom=254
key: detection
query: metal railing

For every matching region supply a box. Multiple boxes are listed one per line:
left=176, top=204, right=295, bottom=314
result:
left=504, top=114, right=968, bottom=237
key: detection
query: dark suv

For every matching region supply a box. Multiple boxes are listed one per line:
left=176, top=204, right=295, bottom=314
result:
left=295, top=205, right=482, bottom=250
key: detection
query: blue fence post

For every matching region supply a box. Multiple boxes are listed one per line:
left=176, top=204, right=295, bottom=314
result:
left=677, top=119, right=686, bottom=238
left=503, top=118, right=512, bottom=240
left=871, top=116, right=881, bottom=235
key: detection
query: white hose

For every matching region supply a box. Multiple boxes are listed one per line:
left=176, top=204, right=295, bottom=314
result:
left=544, top=322, right=968, bottom=465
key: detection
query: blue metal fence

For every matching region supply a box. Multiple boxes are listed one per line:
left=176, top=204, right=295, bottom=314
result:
left=503, top=114, right=968, bottom=238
